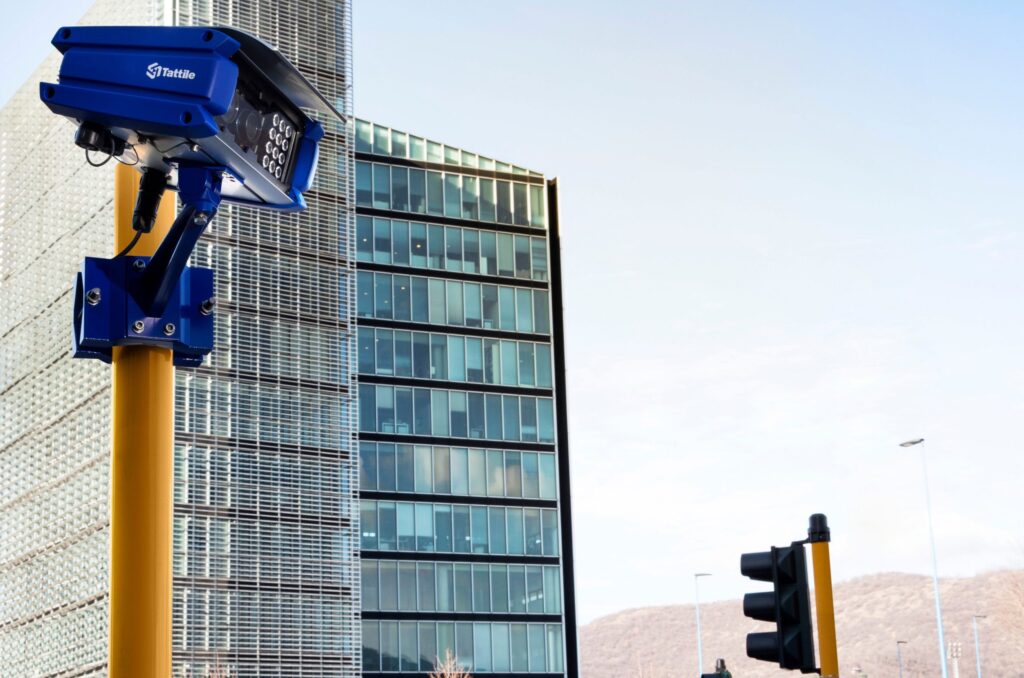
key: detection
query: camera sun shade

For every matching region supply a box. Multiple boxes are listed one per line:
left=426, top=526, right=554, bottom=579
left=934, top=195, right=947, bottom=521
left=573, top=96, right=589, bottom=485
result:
left=40, top=26, right=344, bottom=210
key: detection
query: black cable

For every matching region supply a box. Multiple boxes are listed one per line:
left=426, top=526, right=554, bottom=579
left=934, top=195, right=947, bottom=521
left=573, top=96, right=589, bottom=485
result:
left=115, top=144, right=140, bottom=166
left=115, top=230, right=142, bottom=258
left=84, top=147, right=113, bottom=167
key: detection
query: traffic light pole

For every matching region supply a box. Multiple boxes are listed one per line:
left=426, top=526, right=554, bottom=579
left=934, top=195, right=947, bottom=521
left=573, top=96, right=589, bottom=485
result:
left=808, top=514, right=838, bottom=678
left=108, top=163, right=176, bottom=678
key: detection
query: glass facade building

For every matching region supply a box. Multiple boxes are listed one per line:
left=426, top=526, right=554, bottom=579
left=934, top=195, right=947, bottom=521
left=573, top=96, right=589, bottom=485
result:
left=354, top=120, right=579, bottom=678
left=0, top=1, right=358, bottom=676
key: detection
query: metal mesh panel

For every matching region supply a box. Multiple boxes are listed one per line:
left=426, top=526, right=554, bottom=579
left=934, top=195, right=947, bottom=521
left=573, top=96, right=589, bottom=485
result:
left=0, top=0, right=357, bottom=676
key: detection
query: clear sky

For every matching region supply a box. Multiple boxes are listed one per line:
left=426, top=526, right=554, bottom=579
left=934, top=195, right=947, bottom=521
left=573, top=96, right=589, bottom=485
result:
left=5, top=1, right=1024, bottom=625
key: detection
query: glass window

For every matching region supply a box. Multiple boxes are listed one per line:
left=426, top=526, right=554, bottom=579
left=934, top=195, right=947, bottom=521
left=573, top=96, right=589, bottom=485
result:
left=358, top=327, right=374, bottom=374
left=416, top=502, right=434, bottom=552
left=420, top=623, right=438, bottom=672
left=412, top=277, right=429, bottom=323
left=447, top=281, right=464, bottom=326
left=522, top=453, right=539, bottom=499
left=506, top=508, right=524, bottom=556
left=399, top=561, right=417, bottom=609
left=451, top=447, right=469, bottom=495
left=534, top=290, right=550, bottom=334
left=462, top=176, right=479, bottom=220
left=391, top=220, right=410, bottom=265
left=527, top=566, right=545, bottom=613
left=482, top=285, right=499, bottom=329
left=430, top=335, right=447, bottom=380
left=531, top=237, right=548, bottom=281
left=436, top=562, right=454, bottom=611
left=497, top=234, right=514, bottom=277
left=434, top=446, right=451, bottom=493
left=463, top=230, right=480, bottom=273
left=355, top=119, right=372, bottom=153
left=444, top=145, right=460, bottom=165
left=414, top=388, right=431, bottom=435
left=520, top=342, right=537, bottom=386
left=503, top=396, right=520, bottom=442
left=356, top=215, right=373, bottom=261
left=479, top=179, right=496, bottom=222
left=517, top=288, right=534, bottom=333
left=427, top=140, right=443, bottom=163
left=538, top=399, right=555, bottom=443
left=428, top=279, right=446, bottom=325
left=410, top=135, right=426, bottom=161
left=356, top=161, right=372, bottom=206
left=357, top=271, right=374, bottom=318
left=381, top=620, right=400, bottom=671
left=410, top=224, right=428, bottom=268
left=395, top=331, right=412, bottom=377
left=493, top=623, right=511, bottom=673
left=514, top=235, right=531, bottom=278
left=465, top=338, right=483, bottom=382
left=427, top=224, right=445, bottom=269
left=427, top=171, right=444, bottom=215
left=539, top=454, right=557, bottom=500
left=375, top=329, right=394, bottom=376
left=359, top=383, right=376, bottom=432
left=401, top=621, right=418, bottom=671
left=464, top=284, right=481, bottom=329
left=500, top=341, right=517, bottom=386
left=445, top=226, right=463, bottom=272
left=536, top=346, right=552, bottom=388
left=377, top=386, right=395, bottom=433
left=510, top=623, right=528, bottom=672
left=435, top=505, right=453, bottom=552
left=391, top=130, right=408, bottom=158
left=378, top=501, right=397, bottom=550
left=544, top=567, right=561, bottom=614
left=448, top=336, right=466, bottom=381
left=412, top=333, right=430, bottom=380
left=450, top=391, right=468, bottom=438
left=462, top=151, right=478, bottom=168
left=456, top=622, right=474, bottom=671
left=363, top=620, right=380, bottom=671
left=414, top=445, right=433, bottom=493
left=547, top=625, right=564, bottom=672
left=496, top=180, right=512, bottom=224
left=392, top=167, right=409, bottom=212
left=471, top=506, right=488, bottom=554
left=489, top=507, right=507, bottom=555
left=468, top=392, right=485, bottom=439
left=418, top=562, right=436, bottom=611
left=529, top=624, right=546, bottom=672
left=529, top=184, right=546, bottom=227
left=480, top=231, right=497, bottom=275
left=483, top=339, right=500, bottom=384
left=454, top=563, right=472, bottom=611
left=374, top=273, right=392, bottom=319
left=361, top=500, right=378, bottom=549
left=373, top=164, right=391, bottom=209
left=498, top=287, right=516, bottom=331
left=437, top=622, right=456, bottom=670
left=524, top=508, right=542, bottom=555
left=487, top=449, right=505, bottom=497
left=485, top=395, right=502, bottom=443
left=513, top=183, right=529, bottom=226
left=491, top=566, right=510, bottom=614
left=456, top=507, right=471, bottom=557
left=432, top=390, right=449, bottom=437
left=378, top=443, right=396, bottom=491
left=468, top=449, right=486, bottom=495
left=474, top=623, right=491, bottom=672
left=521, top=397, right=538, bottom=443
left=508, top=565, right=526, bottom=613
left=409, top=169, right=427, bottom=214
left=394, top=276, right=411, bottom=321
left=542, top=510, right=560, bottom=556
left=359, top=442, right=377, bottom=491
left=444, top=174, right=461, bottom=218
left=373, top=124, right=390, bottom=155
left=504, top=451, right=523, bottom=498
left=396, top=444, right=414, bottom=491
left=473, top=564, right=491, bottom=612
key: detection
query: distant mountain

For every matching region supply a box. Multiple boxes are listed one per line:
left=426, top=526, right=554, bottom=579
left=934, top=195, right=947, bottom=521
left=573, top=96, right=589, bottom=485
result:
left=580, top=570, right=1024, bottom=678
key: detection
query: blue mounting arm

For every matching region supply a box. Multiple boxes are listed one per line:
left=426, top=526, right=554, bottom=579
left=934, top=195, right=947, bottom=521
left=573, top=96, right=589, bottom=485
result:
left=72, top=165, right=224, bottom=367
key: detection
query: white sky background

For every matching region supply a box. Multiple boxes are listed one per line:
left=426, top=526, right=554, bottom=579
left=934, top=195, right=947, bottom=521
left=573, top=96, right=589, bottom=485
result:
left=4, top=1, right=1024, bottom=625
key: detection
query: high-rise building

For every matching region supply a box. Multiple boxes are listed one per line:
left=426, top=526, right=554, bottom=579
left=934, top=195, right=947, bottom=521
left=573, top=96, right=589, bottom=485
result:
left=353, top=119, right=578, bottom=678
left=0, top=1, right=358, bottom=676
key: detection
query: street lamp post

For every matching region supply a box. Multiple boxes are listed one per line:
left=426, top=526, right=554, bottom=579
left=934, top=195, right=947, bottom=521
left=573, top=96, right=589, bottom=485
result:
left=899, top=438, right=949, bottom=678
left=972, top=615, right=986, bottom=678
left=694, top=573, right=711, bottom=677
left=896, top=640, right=908, bottom=678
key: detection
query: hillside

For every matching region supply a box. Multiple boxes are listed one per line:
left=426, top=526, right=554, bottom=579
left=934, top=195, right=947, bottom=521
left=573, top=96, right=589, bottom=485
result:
left=580, top=571, right=1024, bottom=678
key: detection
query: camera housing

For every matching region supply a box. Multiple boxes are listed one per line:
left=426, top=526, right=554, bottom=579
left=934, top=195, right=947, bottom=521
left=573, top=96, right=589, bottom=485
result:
left=40, top=25, right=342, bottom=210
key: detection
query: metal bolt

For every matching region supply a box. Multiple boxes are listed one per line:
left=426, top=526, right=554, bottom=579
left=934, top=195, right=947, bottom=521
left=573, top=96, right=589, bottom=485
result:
left=132, top=259, right=146, bottom=271
left=85, top=288, right=101, bottom=305
left=132, top=320, right=145, bottom=333
left=200, top=298, right=215, bottom=316
left=194, top=212, right=210, bottom=227
left=188, top=142, right=199, bottom=153
left=163, top=323, right=176, bottom=336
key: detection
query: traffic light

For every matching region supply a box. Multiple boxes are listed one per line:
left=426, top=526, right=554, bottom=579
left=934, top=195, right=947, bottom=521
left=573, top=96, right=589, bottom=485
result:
left=740, top=543, right=816, bottom=672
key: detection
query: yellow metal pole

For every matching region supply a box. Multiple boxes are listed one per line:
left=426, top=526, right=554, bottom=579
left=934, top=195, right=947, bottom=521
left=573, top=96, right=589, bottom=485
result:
left=109, top=162, right=176, bottom=678
left=811, top=540, right=839, bottom=678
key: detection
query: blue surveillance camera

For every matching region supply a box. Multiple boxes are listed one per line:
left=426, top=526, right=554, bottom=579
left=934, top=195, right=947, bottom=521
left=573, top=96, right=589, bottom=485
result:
left=41, top=26, right=343, bottom=367
left=41, top=25, right=343, bottom=210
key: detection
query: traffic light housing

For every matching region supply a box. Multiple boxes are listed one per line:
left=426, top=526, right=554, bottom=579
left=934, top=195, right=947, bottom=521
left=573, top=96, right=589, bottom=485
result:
left=741, top=543, right=816, bottom=672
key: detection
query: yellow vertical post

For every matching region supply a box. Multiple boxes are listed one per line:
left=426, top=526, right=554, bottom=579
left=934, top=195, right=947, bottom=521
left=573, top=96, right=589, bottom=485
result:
left=109, top=163, right=176, bottom=678
left=809, top=514, right=839, bottom=678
